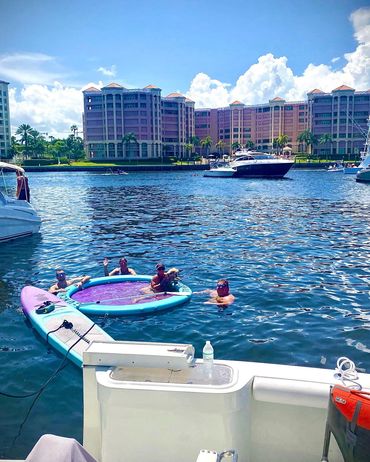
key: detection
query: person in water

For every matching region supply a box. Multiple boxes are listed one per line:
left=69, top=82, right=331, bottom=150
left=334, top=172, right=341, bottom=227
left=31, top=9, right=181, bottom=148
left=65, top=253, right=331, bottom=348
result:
left=103, top=257, right=136, bottom=276
left=16, top=170, right=30, bottom=202
left=49, top=268, right=91, bottom=294
left=204, top=279, right=235, bottom=306
left=150, top=263, right=167, bottom=292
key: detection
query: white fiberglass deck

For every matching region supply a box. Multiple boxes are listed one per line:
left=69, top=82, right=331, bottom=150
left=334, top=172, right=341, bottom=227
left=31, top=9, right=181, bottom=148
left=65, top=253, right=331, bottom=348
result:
left=82, top=341, right=370, bottom=462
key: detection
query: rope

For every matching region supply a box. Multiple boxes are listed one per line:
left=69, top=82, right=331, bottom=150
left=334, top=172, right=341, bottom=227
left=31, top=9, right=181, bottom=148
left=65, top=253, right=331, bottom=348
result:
left=334, top=357, right=362, bottom=390
left=5, top=320, right=96, bottom=451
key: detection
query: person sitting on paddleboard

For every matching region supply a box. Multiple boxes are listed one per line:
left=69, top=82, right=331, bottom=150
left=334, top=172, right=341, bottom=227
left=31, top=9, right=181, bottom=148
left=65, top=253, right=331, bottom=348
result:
left=49, top=268, right=91, bottom=294
left=103, top=257, right=136, bottom=276
left=204, top=279, right=235, bottom=306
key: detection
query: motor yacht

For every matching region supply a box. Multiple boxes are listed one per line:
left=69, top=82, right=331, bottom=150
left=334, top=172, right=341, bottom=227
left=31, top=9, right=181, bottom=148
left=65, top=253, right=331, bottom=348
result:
left=0, top=162, right=41, bottom=242
left=229, top=150, right=294, bottom=178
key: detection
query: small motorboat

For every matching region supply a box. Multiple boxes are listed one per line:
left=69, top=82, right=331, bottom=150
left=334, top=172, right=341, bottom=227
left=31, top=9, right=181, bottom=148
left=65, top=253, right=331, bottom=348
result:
left=204, top=163, right=236, bottom=178
left=0, top=162, right=41, bottom=242
left=327, top=163, right=344, bottom=172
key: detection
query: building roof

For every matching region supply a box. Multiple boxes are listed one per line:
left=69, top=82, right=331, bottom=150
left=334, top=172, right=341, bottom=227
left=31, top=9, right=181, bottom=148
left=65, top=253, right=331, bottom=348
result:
left=166, top=92, right=185, bottom=98
left=83, top=86, right=100, bottom=92
left=307, top=88, right=325, bottom=94
left=103, top=82, right=124, bottom=89
left=144, top=84, right=160, bottom=89
left=332, top=84, right=355, bottom=92
left=185, top=97, right=195, bottom=103
left=270, top=96, right=285, bottom=102
left=0, top=80, right=9, bottom=85
left=230, top=100, right=245, bottom=105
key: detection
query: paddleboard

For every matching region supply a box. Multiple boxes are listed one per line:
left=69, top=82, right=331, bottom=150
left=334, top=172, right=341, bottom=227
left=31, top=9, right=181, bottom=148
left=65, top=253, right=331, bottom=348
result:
left=21, top=286, right=113, bottom=367
left=62, top=275, right=192, bottom=316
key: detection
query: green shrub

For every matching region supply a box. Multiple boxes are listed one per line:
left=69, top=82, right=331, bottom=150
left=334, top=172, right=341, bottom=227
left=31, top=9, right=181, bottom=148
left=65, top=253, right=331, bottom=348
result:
left=22, top=158, right=56, bottom=166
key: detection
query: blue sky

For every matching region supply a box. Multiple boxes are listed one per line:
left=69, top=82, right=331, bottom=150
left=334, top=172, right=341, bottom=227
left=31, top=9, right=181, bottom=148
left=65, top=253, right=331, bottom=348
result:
left=1, top=0, right=370, bottom=136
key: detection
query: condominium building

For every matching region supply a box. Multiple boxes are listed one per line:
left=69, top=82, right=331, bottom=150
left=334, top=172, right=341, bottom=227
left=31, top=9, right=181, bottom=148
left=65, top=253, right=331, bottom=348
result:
left=162, top=93, right=195, bottom=158
left=0, top=80, right=11, bottom=159
left=83, top=84, right=194, bottom=160
left=195, top=98, right=308, bottom=154
left=194, top=85, right=370, bottom=155
left=309, top=85, right=370, bottom=156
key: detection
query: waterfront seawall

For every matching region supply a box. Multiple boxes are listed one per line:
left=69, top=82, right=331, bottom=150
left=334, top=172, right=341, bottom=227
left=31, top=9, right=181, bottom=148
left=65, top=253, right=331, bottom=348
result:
left=22, top=162, right=333, bottom=172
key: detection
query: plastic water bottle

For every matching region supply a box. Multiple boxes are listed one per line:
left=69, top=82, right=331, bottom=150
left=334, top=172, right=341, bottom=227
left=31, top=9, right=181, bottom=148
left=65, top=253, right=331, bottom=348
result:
left=203, top=341, right=214, bottom=364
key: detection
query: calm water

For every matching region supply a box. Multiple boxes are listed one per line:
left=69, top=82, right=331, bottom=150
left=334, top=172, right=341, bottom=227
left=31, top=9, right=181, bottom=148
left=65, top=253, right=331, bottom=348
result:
left=1, top=170, right=370, bottom=457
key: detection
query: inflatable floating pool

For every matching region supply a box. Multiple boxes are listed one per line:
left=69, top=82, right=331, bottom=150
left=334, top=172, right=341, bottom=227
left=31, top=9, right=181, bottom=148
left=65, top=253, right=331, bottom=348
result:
left=21, top=286, right=113, bottom=367
left=61, top=275, right=192, bottom=316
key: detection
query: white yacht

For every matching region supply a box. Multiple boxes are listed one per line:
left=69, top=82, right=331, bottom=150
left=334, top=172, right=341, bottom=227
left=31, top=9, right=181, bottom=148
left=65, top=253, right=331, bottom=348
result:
left=229, top=150, right=294, bottom=178
left=0, top=162, right=41, bottom=242
left=7, top=340, right=370, bottom=461
left=344, top=117, right=370, bottom=174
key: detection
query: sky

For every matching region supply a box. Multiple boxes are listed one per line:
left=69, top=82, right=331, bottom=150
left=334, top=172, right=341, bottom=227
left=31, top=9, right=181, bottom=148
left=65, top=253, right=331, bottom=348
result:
left=1, top=0, right=370, bottom=138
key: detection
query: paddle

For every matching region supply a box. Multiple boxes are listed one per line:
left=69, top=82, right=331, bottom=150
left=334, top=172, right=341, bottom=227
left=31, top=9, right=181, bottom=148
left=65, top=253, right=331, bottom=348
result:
left=132, top=291, right=191, bottom=303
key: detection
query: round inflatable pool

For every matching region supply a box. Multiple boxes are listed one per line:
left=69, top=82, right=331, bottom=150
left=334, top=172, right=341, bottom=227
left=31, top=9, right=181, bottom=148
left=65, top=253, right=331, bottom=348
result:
left=61, top=275, right=192, bottom=315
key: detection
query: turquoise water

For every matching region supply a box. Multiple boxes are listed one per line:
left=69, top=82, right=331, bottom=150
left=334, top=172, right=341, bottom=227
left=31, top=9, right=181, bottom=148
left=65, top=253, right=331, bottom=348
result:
left=1, top=170, right=370, bottom=458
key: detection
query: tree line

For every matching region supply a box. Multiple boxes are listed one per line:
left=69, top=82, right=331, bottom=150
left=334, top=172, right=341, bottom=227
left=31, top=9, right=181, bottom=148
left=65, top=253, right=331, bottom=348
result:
left=10, top=124, right=85, bottom=162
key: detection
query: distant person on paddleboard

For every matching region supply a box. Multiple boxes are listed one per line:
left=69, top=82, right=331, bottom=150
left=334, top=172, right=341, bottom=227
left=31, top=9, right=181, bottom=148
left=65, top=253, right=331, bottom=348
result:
left=103, top=257, right=136, bottom=276
left=49, top=268, right=91, bottom=294
left=204, top=279, right=235, bottom=306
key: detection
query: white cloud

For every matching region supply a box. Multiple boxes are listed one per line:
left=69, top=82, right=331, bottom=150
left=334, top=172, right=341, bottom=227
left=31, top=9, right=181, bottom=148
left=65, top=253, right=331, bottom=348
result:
left=186, top=6, right=370, bottom=107
left=0, top=52, right=66, bottom=85
left=9, top=83, right=83, bottom=138
left=331, top=57, right=340, bottom=63
left=97, top=65, right=117, bottom=77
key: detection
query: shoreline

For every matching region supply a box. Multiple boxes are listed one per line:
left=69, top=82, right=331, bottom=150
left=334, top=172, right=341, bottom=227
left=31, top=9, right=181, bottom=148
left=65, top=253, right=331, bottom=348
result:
left=22, top=162, right=336, bottom=172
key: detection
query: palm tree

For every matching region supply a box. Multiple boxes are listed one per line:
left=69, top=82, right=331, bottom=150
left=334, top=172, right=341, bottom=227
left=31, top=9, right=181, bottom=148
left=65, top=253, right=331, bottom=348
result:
left=215, top=140, right=225, bottom=157
left=244, top=140, right=254, bottom=150
left=274, top=134, right=289, bottom=154
left=122, top=132, right=138, bottom=159
left=70, top=125, right=78, bottom=138
left=16, top=124, right=33, bottom=159
left=184, top=143, right=194, bottom=162
left=319, top=133, right=333, bottom=158
left=297, top=130, right=317, bottom=155
left=200, top=136, right=212, bottom=158
left=231, top=141, right=241, bottom=153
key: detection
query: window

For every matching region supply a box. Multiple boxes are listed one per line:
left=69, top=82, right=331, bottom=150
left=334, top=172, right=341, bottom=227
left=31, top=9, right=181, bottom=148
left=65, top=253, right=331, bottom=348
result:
left=140, top=103, right=146, bottom=108
left=284, top=106, right=293, bottom=111
left=315, top=120, right=331, bottom=125
left=262, top=107, right=270, bottom=112
left=299, top=105, right=306, bottom=110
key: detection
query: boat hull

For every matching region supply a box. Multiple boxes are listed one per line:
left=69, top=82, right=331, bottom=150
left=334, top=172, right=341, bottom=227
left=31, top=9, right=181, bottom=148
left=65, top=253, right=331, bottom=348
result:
left=204, top=168, right=236, bottom=177
left=232, top=161, right=294, bottom=178
left=356, top=168, right=370, bottom=183
left=0, top=201, right=41, bottom=242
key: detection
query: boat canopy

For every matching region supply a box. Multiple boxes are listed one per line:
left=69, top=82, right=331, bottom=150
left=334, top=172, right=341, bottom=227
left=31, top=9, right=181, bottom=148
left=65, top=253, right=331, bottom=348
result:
left=0, top=162, right=25, bottom=174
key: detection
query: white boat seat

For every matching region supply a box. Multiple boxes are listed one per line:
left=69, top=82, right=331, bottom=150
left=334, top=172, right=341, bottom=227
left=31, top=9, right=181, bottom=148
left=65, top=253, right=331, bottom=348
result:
left=252, top=376, right=330, bottom=409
